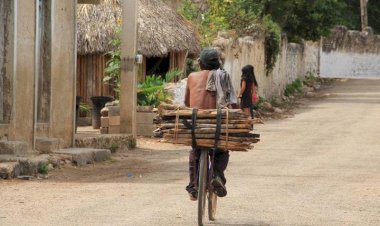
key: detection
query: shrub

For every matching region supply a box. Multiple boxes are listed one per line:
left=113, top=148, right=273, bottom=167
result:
left=38, top=163, right=49, bottom=175
left=109, top=143, right=119, bottom=153
left=79, top=103, right=91, bottom=117
left=137, top=75, right=172, bottom=107
left=270, top=96, right=279, bottom=107
left=165, top=69, right=182, bottom=82
left=103, top=26, right=121, bottom=95
left=284, top=79, right=303, bottom=97
left=256, top=96, right=266, bottom=109
left=304, top=71, right=317, bottom=86
left=263, top=16, right=281, bottom=75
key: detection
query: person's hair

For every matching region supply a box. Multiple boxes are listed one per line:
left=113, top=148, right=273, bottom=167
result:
left=199, top=48, right=220, bottom=70
left=241, top=64, right=258, bottom=87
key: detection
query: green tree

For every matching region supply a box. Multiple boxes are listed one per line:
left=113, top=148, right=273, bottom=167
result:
left=368, top=0, right=380, bottom=32
left=335, top=0, right=380, bottom=33
left=339, top=0, right=361, bottom=30
left=259, top=0, right=346, bottom=41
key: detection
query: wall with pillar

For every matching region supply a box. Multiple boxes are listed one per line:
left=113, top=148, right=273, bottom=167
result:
left=49, top=0, right=76, bottom=147
left=0, top=0, right=4, bottom=123
left=9, top=1, right=36, bottom=144
left=0, top=0, right=76, bottom=148
left=0, top=0, right=15, bottom=138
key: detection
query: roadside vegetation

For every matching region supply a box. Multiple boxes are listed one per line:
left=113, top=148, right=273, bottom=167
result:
left=103, top=25, right=181, bottom=107
left=180, top=0, right=380, bottom=73
left=103, top=0, right=379, bottom=108
left=253, top=73, right=338, bottom=120
left=284, top=79, right=303, bottom=97
left=38, top=163, right=49, bottom=175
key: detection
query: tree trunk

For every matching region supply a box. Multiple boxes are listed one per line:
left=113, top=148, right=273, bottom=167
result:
left=360, top=0, right=368, bottom=31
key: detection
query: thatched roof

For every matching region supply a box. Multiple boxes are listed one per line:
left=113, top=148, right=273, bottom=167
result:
left=77, top=0, right=200, bottom=57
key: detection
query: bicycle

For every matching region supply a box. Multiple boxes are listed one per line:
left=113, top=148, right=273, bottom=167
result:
left=197, top=148, right=218, bottom=226
left=186, top=108, right=258, bottom=226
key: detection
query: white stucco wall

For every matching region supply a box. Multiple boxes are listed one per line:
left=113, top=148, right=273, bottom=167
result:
left=168, top=35, right=320, bottom=104
left=320, top=52, right=380, bottom=77
left=214, top=35, right=319, bottom=99
left=320, top=26, right=380, bottom=78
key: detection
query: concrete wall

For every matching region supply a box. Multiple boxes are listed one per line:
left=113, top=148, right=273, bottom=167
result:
left=0, top=0, right=76, bottom=148
left=9, top=1, right=36, bottom=144
left=0, top=1, right=14, bottom=126
left=213, top=34, right=319, bottom=99
left=49, top=0, right=76, bottom=147
left=320, top=26, right=380, bottom=77
left=0, top=0, right=5, bottom=123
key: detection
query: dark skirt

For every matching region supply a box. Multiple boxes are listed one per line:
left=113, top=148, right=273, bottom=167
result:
left=240, top=95, right=252, bottom=108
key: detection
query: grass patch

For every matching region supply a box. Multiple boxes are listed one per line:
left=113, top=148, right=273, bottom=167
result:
left=38, top=162, right=49, bottom=175
left=256, top=96, right=266, bottom=109
left=269, top=96, right=280, bottom=107
left=284, top=79, right=303, bottom=97
left=109, top=143, right=119, bottom=153
left=304, top=72, right=317, bottom=86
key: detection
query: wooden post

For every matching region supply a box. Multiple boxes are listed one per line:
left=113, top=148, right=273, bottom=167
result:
left=120, top=0, right=137, bottom=136
left=360, top=0, right=368, bottom=31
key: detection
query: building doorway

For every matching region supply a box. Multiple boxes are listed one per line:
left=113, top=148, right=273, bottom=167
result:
left=146, top=56, right=170, bottom=78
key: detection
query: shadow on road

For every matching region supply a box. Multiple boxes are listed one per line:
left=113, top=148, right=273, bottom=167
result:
left=46, top=142, right=191, bottom=184
left=207, top=221, right=271, bottom=226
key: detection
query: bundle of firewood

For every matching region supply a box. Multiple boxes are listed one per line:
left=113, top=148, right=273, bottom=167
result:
left=153, top=104, right=260, bottom=151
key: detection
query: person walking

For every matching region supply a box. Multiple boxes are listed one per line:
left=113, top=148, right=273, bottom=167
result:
left=237, top=65, right=258, bottom=121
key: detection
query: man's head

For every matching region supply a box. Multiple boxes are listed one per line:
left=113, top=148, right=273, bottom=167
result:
left=199, top=48, right=220, bottom=70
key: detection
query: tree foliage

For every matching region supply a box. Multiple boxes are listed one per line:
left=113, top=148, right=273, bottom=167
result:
left=258, top=0, right=346, bottom=42
left=368, top=0, right=380, bottom=33
left=180, top=0, right=379, bottom=73
left=339, top=0, right=380, bottom=33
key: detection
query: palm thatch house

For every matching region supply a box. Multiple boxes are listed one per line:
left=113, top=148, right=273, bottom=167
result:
left=76, top=0, right=200, bottom=104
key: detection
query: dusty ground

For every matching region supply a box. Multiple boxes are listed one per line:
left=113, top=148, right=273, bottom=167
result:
left=1, top=78, right=379, bottom=226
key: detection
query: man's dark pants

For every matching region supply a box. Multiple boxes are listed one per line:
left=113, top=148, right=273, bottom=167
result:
left=186, top=148, right=229, bottom=192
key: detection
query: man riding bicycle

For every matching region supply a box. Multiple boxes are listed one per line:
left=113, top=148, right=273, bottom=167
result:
left=184, top=48, right=237, bottom=201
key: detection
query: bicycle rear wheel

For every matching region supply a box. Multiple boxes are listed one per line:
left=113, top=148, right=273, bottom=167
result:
left=208, top=191, right=218, bottom=221
left=198, top=150, right=208, bottom=226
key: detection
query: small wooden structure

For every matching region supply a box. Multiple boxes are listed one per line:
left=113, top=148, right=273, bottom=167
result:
left=76, top=0, right=200, bottom=104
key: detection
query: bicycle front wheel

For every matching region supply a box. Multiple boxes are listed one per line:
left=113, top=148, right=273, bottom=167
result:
left=198, top=150, right=208, bottom=226
left=208, top=191, right=217, bottom=221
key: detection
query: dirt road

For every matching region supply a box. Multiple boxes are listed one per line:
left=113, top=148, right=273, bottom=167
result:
left=1, top=79, right=379, bottom=226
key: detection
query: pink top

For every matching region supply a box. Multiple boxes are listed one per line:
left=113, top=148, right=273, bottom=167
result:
left=252, top=85, right=258, bottom=104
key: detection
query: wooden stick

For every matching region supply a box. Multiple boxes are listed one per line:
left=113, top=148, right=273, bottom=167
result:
left=156, top=118, right=252, bottom=125
left=166, top=128, right=250, bottom=134
left=164, top=138, right=252, bottom=151
left=159, top=123, right=251, bottom=130
left=158, top=103, right=189, bottom=113
left=163, top=133, right=260, bottom=143
left=160, top=109, right=248, bottom=118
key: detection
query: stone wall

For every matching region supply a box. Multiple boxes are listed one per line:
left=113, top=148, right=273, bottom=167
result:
left=170, top=34, right=319, bottom=105
left=213, top=34, right=319, bottom=99
left=320, top=26, right=380, bottom=77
